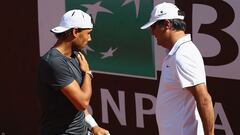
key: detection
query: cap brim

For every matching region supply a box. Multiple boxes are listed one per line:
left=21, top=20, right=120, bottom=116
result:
left=140, top=21, right=156, bottom=29
left=50, top=26, right=71, bottom=33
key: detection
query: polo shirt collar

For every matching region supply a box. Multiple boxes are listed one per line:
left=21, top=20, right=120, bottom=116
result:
left=168, top=34, right=191, bottom=56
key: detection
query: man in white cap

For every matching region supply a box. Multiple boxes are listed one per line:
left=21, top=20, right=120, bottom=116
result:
left=141, top=2, right=214, bottom=135
left=38, top=9, right=110, bottom=135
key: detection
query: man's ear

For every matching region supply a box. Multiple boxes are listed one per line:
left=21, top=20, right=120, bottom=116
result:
left=72, top=28, right=79, bottom=37
left=164, top=20, right=171, bottom=29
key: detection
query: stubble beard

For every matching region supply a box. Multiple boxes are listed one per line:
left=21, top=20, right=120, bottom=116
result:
left=72, top=43, right=82, bottom=52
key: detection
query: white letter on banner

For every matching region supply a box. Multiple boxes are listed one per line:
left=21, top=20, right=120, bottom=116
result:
left=135, top=93, right=156, bottom=128
left=214, top=102, right=233, bottom=135
left=101, top=88, right=126, bottom=125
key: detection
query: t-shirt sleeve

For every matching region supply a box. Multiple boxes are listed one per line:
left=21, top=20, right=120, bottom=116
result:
left=175, top=46, right=206, bottom=88
left=49, top=58, right=74, bottom=90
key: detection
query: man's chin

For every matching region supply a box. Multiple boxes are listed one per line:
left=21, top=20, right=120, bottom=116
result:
left=72, top=44, right=88, bottom=52
left=72, top=46, right=83, bottom=52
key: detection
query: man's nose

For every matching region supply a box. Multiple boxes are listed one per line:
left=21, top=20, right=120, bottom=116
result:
left=88, top=35, right=92, bottom=41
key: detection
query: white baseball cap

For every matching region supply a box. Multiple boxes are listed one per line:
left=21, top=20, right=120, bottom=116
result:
left=51, top=9, right=93, bottom=33
left=141, top=2, right=184, bottom=29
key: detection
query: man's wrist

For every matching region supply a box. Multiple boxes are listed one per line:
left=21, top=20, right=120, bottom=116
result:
left=85, top=114, right=98, bottom=130
left=85, top=70, right=93, bottom=78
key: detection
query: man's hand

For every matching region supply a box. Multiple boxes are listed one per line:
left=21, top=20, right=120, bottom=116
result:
left=77, top=52, right=90, bottom=73
left=92, top=126, right=110, bottom=135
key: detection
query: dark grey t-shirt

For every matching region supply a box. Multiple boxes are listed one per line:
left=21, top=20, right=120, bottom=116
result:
left=38, top=48, right=88, bottom=135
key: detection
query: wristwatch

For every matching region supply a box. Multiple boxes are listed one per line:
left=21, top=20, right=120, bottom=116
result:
left=86, top=70, right=93, bottom=78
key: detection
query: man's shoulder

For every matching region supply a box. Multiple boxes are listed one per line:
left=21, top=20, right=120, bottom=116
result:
left=42, top=49, right=65, bottom=62
left=176, top=41, right=201, bottom=57
left=40, top=49, right=68, bottom=70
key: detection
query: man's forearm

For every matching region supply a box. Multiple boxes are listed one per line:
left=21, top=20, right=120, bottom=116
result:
left=81, top=72, right=92, bottom=101
left=197, top=95, right=215, bottom=135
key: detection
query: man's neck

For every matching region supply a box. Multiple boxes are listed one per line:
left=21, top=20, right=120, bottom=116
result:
left=168, top=31, right=186, bottom=49
left=54, top=40, right=72, bottom=58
